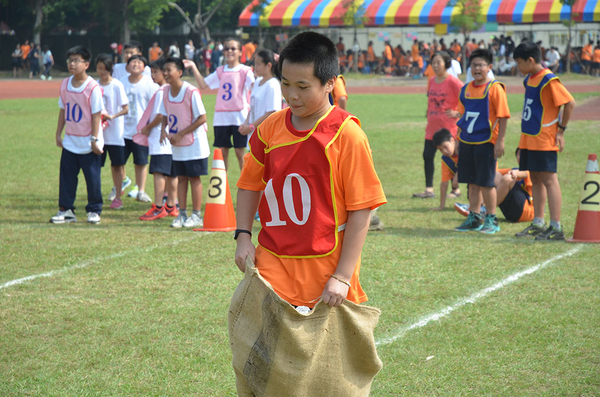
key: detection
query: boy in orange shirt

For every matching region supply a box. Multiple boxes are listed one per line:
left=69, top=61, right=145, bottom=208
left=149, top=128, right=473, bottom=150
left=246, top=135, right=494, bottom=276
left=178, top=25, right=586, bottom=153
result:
left=581, top=41, right=593, bottom=74
left=431, top=128, right=460, bottom=211
left=449, top=48, right=510, bottom=234
left=592, top=45, right=600, bottom=77
left=234, top=31, right=386, bottom=311
left=513, top=41, right=575, bottom=241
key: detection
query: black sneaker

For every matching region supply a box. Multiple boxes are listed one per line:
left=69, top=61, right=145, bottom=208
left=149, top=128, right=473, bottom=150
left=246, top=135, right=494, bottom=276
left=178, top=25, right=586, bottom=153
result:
left=535, top=225, right=566, bottom=241
left=515, top=223, right=546, bottom=237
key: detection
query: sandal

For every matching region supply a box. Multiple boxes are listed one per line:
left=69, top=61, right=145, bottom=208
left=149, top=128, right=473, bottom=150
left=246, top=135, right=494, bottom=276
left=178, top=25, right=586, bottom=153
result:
left=448, top=189, right=461, bottom=199
left=412, top=191, right=435, bottom=199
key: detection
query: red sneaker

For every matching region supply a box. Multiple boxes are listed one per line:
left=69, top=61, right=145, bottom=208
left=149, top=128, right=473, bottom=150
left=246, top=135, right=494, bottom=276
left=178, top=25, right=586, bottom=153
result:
left=166, top=205, right=179, bottom=217
left=139, top=204, right=168, bottom=221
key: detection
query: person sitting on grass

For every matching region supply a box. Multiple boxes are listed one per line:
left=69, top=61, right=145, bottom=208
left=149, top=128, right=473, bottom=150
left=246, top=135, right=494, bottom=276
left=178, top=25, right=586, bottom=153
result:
left=454, top=148, right=535, bottom=224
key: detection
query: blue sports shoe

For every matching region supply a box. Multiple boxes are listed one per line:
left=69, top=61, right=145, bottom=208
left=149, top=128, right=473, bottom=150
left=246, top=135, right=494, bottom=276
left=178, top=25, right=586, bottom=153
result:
left=455, top=212, right=483, bottom=232
left=479, top=214, right=500, bottom=234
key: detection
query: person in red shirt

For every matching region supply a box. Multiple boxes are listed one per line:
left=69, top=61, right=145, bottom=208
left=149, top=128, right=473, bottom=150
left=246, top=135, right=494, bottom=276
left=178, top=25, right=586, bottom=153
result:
left=413, top=51, right=463, bottom=199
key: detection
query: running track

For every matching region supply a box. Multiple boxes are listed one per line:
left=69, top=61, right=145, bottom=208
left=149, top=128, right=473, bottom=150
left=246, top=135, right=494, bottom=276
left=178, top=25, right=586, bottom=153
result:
left=2, top=79, right=598, bottom=120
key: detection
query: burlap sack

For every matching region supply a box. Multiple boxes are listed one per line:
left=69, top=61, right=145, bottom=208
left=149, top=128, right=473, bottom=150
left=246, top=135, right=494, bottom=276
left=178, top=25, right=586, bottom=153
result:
left=228, top=258, right=383, bottom=397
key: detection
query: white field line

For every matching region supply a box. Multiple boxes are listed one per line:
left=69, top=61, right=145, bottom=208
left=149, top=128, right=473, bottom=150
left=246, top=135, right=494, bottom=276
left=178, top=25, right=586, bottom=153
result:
left=0, top=235, right=200, bottom=291
left=376, top=246, right=583, bottom=347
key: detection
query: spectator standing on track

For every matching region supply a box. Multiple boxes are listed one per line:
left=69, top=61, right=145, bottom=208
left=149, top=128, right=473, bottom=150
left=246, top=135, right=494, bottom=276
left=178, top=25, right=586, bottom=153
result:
left=167, top=41, right=180, bottom=58
left=12, top=43, right=22, bottom=78
left=28, top=43, right=41, bottom=79
left=21, top=40, right=31, bottom=73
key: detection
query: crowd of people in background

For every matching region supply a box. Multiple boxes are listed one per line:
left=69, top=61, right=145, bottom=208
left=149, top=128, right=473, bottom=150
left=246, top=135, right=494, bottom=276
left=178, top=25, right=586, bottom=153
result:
left=11, top=39, right=54, bottom=79
left=334, top=35, right=600, bottom=78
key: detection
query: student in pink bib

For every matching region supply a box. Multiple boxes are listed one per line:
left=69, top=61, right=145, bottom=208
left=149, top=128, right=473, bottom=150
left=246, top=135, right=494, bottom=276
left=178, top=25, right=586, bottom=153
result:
left=187, top=38, right=255, bottom=171
left=50, top=46, right=104, bottom=225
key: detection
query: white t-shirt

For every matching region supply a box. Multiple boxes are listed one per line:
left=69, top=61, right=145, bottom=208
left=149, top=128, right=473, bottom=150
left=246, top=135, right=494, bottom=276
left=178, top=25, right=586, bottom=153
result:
left=465, top=67, right=495, bottom=84
left=204, top=64, right=255, bottom=126
left=185, top=44, right=195, bottom=60
left=98, top=78, right=129, bottom=146
left=120, top=75, right=159, bottom=139
left=148, top=88, right=172, bottom=156
left=249, top=77, right=282, bottom=124
left=58, top=76, right=104, bottom=155
left=158, top=81, right=210, bottom=161
left=447, top=59, right=462, bottom=78
left=112, top=63, right=152, bottom=81
left=546, top=50, right=560, bottom=66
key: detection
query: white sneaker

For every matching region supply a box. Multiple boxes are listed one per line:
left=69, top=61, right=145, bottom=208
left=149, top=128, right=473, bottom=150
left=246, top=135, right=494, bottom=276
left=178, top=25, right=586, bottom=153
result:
left=183, top=213, right=203, bottom=228
left=128, top=185, right=139, bottom=198
left=48, top=76, right=52, bottom=81
left=87, top=212, right=101, bottom=224
left=171, top=214, right=187, bottom=228
left=137, top=191, right=152, bottom=203
left=50, top=209, right=76, bottom=224
left=40, top=75, right=46, bottom=80
left=108, top=176, right=132, bottom=201
left=108, top=186, right=117, bottom=202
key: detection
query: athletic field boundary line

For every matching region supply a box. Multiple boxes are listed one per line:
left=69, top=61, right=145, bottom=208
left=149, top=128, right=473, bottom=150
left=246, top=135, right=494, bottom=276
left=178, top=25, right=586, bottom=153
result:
left=376, top=245, right=584, bottom=347
left=0, top=235, right=201, bottom=291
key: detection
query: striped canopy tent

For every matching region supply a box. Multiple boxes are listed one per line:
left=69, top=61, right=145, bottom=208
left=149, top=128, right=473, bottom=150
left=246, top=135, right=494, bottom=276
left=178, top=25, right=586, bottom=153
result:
left=238, top=0, right=600, bottom=27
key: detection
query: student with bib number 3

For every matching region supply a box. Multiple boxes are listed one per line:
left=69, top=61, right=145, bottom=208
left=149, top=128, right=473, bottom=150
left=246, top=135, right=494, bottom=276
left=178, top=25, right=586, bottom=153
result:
left=185, top=38, right=254, bottom=171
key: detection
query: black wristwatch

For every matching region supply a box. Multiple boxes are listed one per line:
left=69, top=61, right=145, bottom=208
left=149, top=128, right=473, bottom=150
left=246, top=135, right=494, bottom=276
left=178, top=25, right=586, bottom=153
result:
left=558, top=124, right=567, bottom=131
left=234, top=229, right=252, bottom=240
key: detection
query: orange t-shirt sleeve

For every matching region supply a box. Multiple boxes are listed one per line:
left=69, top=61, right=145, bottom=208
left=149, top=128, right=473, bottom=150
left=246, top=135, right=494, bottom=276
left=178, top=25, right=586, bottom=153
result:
left=548, top=79, right=574, bottom=108
left=338, top=120, right=387, bottom=212
left=489, top=83, right=511, bottom=120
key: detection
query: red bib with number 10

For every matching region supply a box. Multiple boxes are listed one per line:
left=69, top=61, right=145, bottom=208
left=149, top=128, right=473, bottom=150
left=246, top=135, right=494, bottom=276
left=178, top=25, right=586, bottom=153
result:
left=258, top=107, right=359, bottom=258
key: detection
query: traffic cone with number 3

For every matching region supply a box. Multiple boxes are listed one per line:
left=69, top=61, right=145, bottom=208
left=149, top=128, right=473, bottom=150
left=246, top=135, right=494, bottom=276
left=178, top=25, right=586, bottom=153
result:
left=568, top=154, right=600, bottom=243
left=194, top=149, right=237, bottom=232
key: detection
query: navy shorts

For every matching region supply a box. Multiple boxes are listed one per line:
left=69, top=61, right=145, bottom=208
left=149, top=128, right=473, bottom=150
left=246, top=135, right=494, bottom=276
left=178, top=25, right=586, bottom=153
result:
left=582, top=59, right=591, bottom=67
left=124, top=138, right=149, bottom=166
left=149, top=154, right=173, bottom=176
left=592, top=62, right=600, bottom=70
left=457, top=141, right=496, bottom=187
left=519, top=149, right=557, bottom=173
left=101, top=144, right=126, bottom=167
left=214, top=125, right=247, bottom=149
left=172, top=158, right=208, bottom=178
left=499, top=184, right=528, bottom=222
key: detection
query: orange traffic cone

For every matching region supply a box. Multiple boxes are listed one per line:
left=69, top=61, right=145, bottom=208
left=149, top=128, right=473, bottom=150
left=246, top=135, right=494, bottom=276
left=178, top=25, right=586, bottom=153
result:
left=194, top=149, right=237, bottom=232
left=568, top=154, right=600, bottom=243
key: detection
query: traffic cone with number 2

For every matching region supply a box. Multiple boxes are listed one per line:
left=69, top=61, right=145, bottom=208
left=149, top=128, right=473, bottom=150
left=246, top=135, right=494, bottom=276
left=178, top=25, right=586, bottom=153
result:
left=568, top=154, right=600, bottom=243
left=194, top=149, right=237, bottom=232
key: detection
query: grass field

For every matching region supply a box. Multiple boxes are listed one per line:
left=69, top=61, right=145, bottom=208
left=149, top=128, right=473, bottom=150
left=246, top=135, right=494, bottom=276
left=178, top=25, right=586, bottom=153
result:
left=1, top=92, right=599, bottom=395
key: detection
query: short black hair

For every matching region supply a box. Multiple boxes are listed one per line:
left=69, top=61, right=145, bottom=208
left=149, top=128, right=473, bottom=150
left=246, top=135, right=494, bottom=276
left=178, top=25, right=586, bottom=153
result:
left=127, top=54, right=148, bottom=67
left=278, top=31, right=337, bottom=86
left=432, top=128, right=453, bottom=147
left=469, top=48, right=493, bottom=66
left=224, top=38, right=242, bottom=50
left=163, top=56, right=184, bottom=71
left=123, top=41, right=143, bottom=53
left=150, top=58, right=165, bottom=70
left=431, top=51, right=452, bottom=69
left=66, top=46, right=91, bottom=62
left=95, top=53, right=114, bottom=73
left=514, top=41, right=542, bottom=63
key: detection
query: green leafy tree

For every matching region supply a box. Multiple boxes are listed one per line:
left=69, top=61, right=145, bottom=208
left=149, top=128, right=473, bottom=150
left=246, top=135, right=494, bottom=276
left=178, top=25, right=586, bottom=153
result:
left=560, top=0, right=579, bottom=73
left=342, top=0, right=367, bottom=45
left=448, top=0, right=484, bottom=71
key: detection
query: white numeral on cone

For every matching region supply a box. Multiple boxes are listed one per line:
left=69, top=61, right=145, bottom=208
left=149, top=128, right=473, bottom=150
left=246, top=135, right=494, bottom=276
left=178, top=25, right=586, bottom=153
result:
left=265, top=174, right=312, bottom=227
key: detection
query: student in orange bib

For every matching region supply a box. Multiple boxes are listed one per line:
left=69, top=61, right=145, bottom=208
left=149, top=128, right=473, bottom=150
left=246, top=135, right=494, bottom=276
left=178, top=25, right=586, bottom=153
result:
left=148, top=42, right=163, bottom=62
left=367, top=41, right=376, bottom=72
left=234, top=31, right=386, bottom=312
left=431, top=128, right=460, bottom=211
left=449, top=48, right=510, bottom=234
left=383, top=41, right=393, bottom=74
left=513, top=41, right=575, bottom=241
